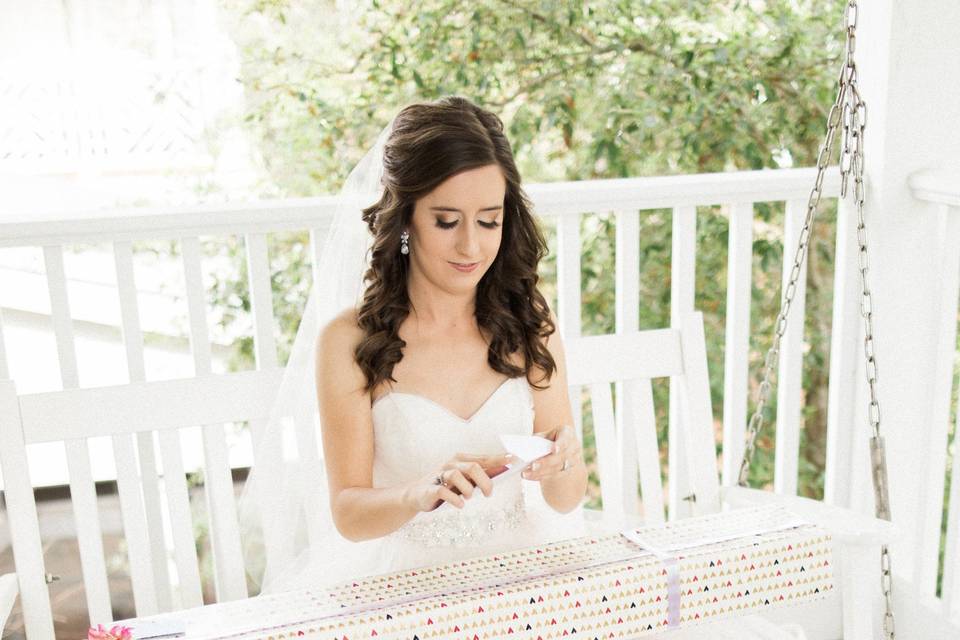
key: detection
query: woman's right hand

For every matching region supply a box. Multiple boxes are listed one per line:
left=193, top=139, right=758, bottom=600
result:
left=406, top=452, right=516, bottom=512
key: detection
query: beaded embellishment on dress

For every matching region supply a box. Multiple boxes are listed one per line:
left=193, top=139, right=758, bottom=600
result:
left=394, top=492, right=527, bottom=547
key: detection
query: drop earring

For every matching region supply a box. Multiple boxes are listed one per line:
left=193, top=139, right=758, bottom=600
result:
left=400, top=229, right=410, bottom=255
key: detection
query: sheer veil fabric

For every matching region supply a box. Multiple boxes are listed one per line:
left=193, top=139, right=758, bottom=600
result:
left=238, top=117, right=395, bottom=594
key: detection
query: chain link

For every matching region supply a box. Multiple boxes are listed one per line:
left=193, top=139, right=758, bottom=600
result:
left=735, top=2, right=895, bottom=636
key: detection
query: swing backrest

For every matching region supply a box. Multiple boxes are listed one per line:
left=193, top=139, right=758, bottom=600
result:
left=563, top=310, right=720, bottom=528
left=0, top=369, right=283, bottom=639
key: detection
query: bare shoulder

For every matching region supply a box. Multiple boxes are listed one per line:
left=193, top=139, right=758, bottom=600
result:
left=315, top=310, right=375, bottom=499
left=316, top=306, right=366, bottom=390
left=317, top=307, right=363, bottom=352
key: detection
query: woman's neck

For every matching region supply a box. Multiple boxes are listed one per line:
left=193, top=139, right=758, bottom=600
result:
left=406, top=273, right=477, bottom=334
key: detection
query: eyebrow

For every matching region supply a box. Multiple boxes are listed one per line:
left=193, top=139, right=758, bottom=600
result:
left=429, top=205, right=503, bottom=213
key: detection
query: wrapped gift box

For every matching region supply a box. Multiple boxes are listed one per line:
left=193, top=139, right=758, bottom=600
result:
left=155, top=504, right=833, bottom=639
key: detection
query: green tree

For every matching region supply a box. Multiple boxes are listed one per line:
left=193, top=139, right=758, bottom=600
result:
left=212, top=0, right=848, bottom=502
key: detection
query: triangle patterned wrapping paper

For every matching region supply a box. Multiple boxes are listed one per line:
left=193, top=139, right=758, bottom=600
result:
left=146, top=505, right=834, bottom=639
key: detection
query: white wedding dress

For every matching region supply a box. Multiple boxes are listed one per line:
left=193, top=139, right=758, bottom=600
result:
left=260, top=374, right=804, bottom=638
left=263, top=373, right=585, bottom=594
left=366, top=379, right=806, bottom=640
left=363, top=373, right=587, bottom=574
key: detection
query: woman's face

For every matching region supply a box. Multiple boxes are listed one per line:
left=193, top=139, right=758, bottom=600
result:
left=407, top=164, right=506, bottom=295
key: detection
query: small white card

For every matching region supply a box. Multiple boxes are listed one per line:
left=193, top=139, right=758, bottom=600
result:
left=129, top=618, right=187, bottom=639
left=499, top=433, right=554, bottom=463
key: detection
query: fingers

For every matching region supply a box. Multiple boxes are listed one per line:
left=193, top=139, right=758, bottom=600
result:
left=434, top=484, right=465, bottom=509
left=455, top=452, right=516, bottom=468
left=521, top=456, right=562, bottom=481
left=523, top=425, right=581, bottom=481
left=449, top=453, right=516, bottom=497
left=441, top=467, right=477, bottom=499
left=461, top=462, right=494, bottom=498
left=443, top=462, right=493, bottom=498
left=429, top=450, right=524, bottom=511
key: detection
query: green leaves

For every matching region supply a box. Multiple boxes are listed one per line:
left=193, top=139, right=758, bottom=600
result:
left=218, top=0, right=848, bottom=500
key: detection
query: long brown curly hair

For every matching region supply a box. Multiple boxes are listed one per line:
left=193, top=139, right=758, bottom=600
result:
left=355, top=95, right=557, bottom=393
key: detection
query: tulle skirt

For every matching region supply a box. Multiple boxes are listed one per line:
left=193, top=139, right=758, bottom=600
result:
left=261, top=484, right=590, bottom=595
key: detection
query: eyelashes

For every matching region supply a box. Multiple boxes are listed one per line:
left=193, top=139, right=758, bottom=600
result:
left=435, top=220, right=501, bottom=230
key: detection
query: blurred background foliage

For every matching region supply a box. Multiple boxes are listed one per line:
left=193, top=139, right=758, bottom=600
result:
left=204, top=0, right=850, bottom=506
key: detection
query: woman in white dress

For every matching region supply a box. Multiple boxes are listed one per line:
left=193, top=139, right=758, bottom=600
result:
left=313, top=95, right=588, bottom=577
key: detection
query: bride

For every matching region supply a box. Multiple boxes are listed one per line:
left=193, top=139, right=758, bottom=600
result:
left=241, top=95, right=588, bottom=595
left=239, top=95, right=809, bottom=640
left=317, top=93, right=587, bottom=549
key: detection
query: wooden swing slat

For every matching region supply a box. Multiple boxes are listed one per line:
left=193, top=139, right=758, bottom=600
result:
left=243, top=231, right=277, bottom=451
left=114, top=239, right=173, bottom=612
left=156, top=426, right=205, bottom=610
left=773, top=198, right=811, bottom=497
left=17, top=374, right=280, bottom=443
left=823, top=197, right=861, bottom=508
left=675, top=311, right=721, bottom=517
left=42, top=245, right=114, bottom=625
left=180, top=237, right=248, bottom=603
left=721, top=201, right=754, bottom=487
left=589, top=381, right=623, bottom=526
left=669, top=205, right=697, bottom=520
left=0, top=381, right=55, bottom=638
left=615, top=208, right=641, bottom=519
left=629, top=377, right=665, bottom=524
left=111, top=430, right=161, bottom=616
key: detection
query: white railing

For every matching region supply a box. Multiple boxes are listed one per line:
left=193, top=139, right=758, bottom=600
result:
left=9, top=166, right=960, bottom=615
left=0, top=166, right=843, bottom=493
left=0, top=167, right=842, bottom=504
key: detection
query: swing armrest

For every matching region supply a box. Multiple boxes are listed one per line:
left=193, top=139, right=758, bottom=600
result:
left=720, top=485, right=902, bottom=545
left=0, top=572, right=18, bottom=631
left=891, top=574, right=960, bottom=640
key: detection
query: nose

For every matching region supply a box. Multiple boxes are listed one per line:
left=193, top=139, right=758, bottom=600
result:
left=455, top=221, right=481, bottom=258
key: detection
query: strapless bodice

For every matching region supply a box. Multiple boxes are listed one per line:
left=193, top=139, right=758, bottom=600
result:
left=371, top=375, right=534, bottom=551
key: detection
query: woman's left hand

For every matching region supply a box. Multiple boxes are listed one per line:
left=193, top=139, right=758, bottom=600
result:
left=521, top=424, right=582, bottom=482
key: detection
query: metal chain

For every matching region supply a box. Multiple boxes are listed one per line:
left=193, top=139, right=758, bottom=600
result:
left=736, top=2, right=895, bottom=637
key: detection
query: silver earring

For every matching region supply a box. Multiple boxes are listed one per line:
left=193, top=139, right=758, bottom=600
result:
left=400, top=229, right=410, bottom=255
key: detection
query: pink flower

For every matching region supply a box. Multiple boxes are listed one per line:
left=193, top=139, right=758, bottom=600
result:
left=87, top=624, right=133, bottom=640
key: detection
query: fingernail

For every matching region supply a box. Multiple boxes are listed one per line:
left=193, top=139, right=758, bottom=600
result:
left=532, top=462, right=540, bottom=471
left=552, top=444, right=559, bottom=454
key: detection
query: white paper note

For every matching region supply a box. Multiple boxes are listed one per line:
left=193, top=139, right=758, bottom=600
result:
left=499, top=434, right=554, bottom=463
left=129, top=618, right=187, bottom=639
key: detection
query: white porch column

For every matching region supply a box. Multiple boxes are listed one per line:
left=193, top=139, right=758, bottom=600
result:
left=837, top=0, right=960, bottom=592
